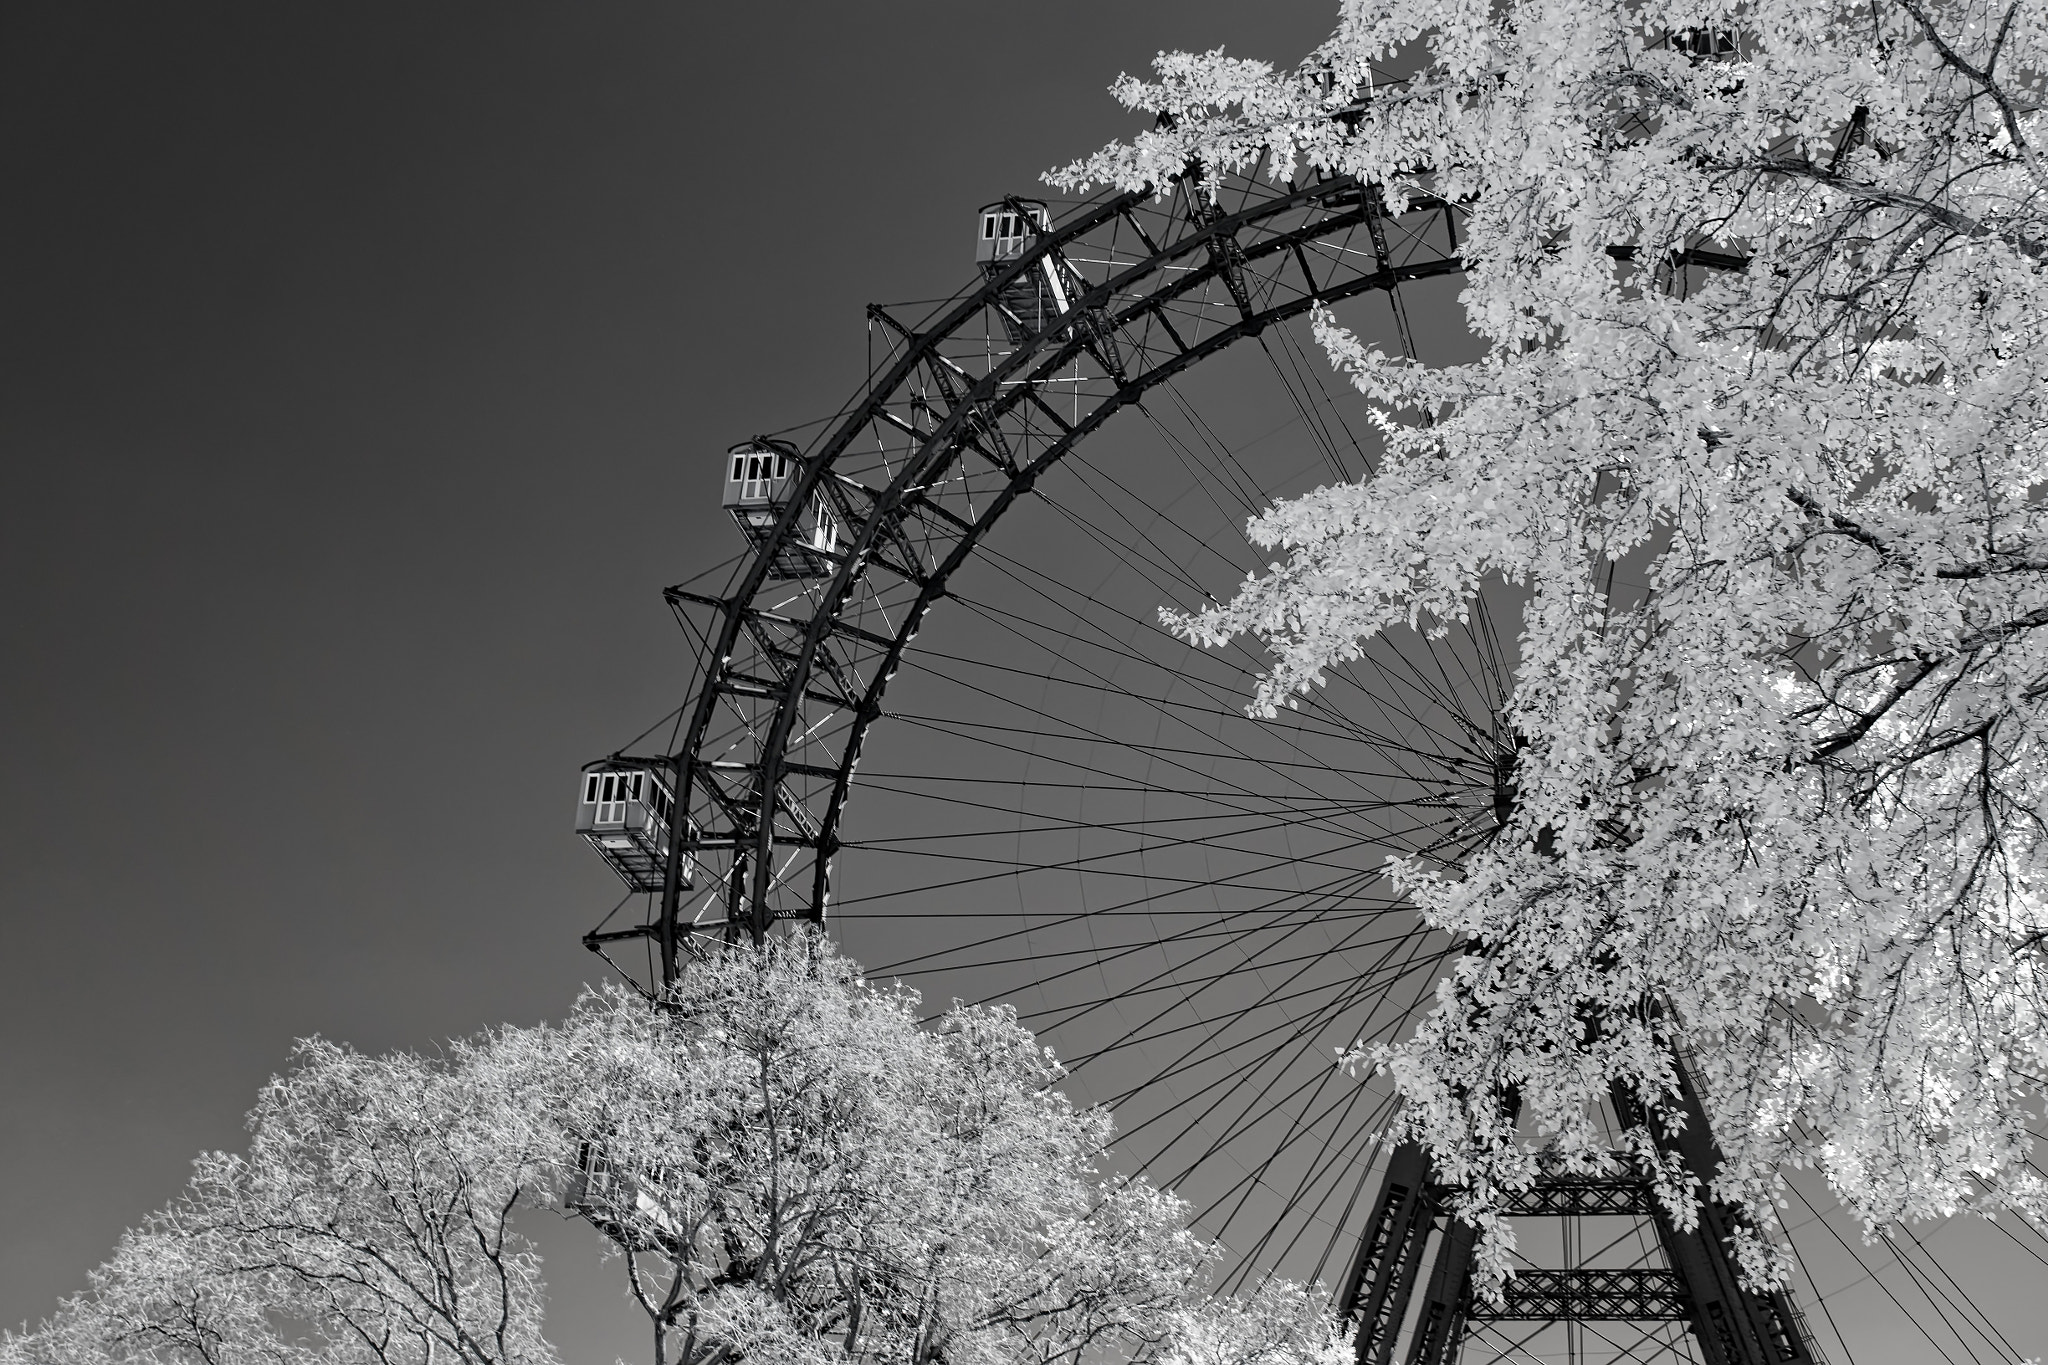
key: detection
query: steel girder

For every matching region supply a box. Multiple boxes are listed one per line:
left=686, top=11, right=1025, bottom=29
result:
left=593, top=166, right=1467, bottom=969
left=578, top=109, right=1809, bottom=1365
left=1474, top=1270, right=1693, bottom=1322
left=1339, top=1062, right=1826, bottom=1365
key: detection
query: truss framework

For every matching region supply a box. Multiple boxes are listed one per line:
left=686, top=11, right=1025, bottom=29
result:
left=589, top=163, right=1466, bottom=966
left=1338, top=1065, right=1825, bottom=1365
left=577, top=86, right=1805, bottom=1360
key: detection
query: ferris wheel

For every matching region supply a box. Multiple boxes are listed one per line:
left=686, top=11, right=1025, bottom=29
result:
left=568, top=146, right=2045, bottom=1365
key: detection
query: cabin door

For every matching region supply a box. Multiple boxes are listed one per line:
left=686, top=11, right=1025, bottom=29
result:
left=595, top=772, right=635, bottom=827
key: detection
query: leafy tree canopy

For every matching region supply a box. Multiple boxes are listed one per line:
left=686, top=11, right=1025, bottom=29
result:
left=3, top=937, right=1344, bottom=1365
left=1057, top=0, right=2048, bottom=1292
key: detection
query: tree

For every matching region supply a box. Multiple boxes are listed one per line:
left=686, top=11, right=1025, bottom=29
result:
left=2, top=1035, right=561, bottom=1365
left=1057, top=0, right=2048, bottom=1294
left=1152, top=1280, right=1351, bottom=1365
left=6, top=936, right=1345, bottom=1365
left=531, top=934, right=1222, bottom=1365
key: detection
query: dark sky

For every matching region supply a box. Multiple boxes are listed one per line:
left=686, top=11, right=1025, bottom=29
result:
left=0, top=2, right=1340, bottom=1354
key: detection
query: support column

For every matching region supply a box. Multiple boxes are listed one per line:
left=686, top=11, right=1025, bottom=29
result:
left=1403, top=1215, right=1475, bottom=1365
left=1620, top=1073, right=1821, bottom=1365
left=1336, top=1058, right=1824, bottom=1365
left=1339, top=1143, right=1439, bottom=1365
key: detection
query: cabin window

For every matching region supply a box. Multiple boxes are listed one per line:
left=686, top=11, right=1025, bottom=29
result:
left=592, top=771, right=641, bottom=826
left=811, top=499, right=841, bottom=554
left=1672, top=27, right=1736, bottom=57
left=729, top=448, right=791, bottom=500
left=738, top=449, right=781, bottom=501
left=981, top=205, right=1049, bottom=255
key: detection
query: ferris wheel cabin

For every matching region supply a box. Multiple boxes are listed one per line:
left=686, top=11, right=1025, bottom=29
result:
left=976, top=201, right=1070, bottom=346
left=575, top=766, right=693, bottom=892
left=722, top=439, right=844, bottom=579
left=976, top=201, right=1049, bottom=264
left=567, top=1140, right=687, bottom=1255
left=1671, top=26, right=1738, bottom=57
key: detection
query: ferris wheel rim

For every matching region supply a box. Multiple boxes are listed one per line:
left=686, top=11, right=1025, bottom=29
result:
left=658, top=170, right=1468, bottom=938
left=574, top=158, right=2048, bottom=1363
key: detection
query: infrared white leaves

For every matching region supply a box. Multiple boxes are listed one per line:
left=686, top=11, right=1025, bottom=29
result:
left=1068, top=0, right=2048, bottom=1295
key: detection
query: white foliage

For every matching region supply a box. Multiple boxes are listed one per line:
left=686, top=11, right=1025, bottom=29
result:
left=1, top=1036, right=561, bottom=1365
left=1057, top=0, right=2048, bottom=1298
left=1153, top=1277, right=1350, bottom=1365
left=4, top=934, right=1347, bottom=1365
left=532, top=934, right=1215, bottom=1365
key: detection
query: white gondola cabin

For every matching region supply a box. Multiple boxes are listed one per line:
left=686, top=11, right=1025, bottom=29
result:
left=567, top=1140, right=687, bottom=1255
left=575, top=766, right=693, bottom=892
left=976, top=201, right=1050, bottom=265
left=976, top=200, right=1072, bottom=346
left=722, top=438, right=844, bottom=579
left=1671, top=27, right=1737, bottom=57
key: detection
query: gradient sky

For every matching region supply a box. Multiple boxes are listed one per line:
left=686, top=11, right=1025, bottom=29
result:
left=4, top=6, right=2040, bottom=1364
left=0, top=2, right=1340, bottom=1356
